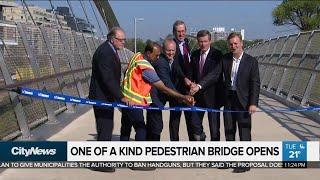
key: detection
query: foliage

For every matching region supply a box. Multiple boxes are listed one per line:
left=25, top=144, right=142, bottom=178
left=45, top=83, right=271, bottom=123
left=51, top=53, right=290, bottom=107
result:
left=272, top=0, right=320, bottom=31
left=212, top=40, right=228, bottom=55
left=125, top=38, right=146, bottom=53
left=210, top=39, right=264, bottom=55
left=188, top=38, right=199, bottom=53
left=243, top=39, right=264, bottom=49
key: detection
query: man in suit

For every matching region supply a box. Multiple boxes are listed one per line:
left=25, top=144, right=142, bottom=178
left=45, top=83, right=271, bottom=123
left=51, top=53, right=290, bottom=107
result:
left=170, top=20, right=194, bottom=141
left=146, top=38, right=178, bottom=141
left=222, top=32, right=260, bottom=173
left=88, top=27, right=130, bottom=172
left=189, top=30, right=223, bottom=141
left=120, top=41, right=194, bottom=142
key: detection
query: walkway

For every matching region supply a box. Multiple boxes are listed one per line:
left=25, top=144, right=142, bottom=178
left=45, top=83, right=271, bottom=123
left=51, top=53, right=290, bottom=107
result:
left=0, top=95, right=319, bottom=180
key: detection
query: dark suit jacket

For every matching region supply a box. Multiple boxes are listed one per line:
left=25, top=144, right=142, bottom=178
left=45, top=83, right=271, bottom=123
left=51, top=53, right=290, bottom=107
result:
left=150, top=54, right=176, bottom=107
left=222, top=52, right=260, bottom=109
left=89, top=41, right=122, bottom=103
left=171, top=38, right=192, bottom=94
left=191, top=47, right=223, bottom=108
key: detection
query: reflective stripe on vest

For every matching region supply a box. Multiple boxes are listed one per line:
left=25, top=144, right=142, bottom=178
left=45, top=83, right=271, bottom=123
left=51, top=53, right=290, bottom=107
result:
left=122, top=52, right=154, bottom=106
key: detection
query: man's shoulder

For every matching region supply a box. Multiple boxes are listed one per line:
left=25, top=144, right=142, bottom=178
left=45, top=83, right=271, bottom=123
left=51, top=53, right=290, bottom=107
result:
left=209, top=47, right=223, bottom=57
left=158, top=55, right=169, bottom=64
left=191, top=48, right=200, bottom=57
left=221, top=52, right=233, bottom=62
left=94, top=41, right=113, bottom=55
left=242, top=52, right=258, bottom=63
left=222, top=52, right=233, bottom=58
left=243, top=52, right=255, bottom=58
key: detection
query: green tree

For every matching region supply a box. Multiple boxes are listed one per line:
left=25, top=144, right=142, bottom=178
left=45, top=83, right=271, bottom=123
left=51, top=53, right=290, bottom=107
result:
left=188, top=37, right=199, bottom=53
left=212, top=40, right=228, bottom=55
left=272, top=0, right=320, bottom=31
left=211, top=39, right=264, bottom=55
left=136, top=39, right=146, bottom=52
left=125, top=38, right=146, bottom=52
left=124, top=38, right=134, bottom=52
left=243, top=39, right=264, bottom=49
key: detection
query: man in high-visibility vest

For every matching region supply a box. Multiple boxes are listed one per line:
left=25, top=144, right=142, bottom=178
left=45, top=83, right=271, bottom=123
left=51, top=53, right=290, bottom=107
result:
left=120, top=41, right=194, bottom=141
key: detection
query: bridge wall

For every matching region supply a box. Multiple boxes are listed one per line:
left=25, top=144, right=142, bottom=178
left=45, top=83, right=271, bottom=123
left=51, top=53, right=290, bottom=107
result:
left=0, top=21, right=132, bottom=140
left=246, top=30, right=320, bottom=121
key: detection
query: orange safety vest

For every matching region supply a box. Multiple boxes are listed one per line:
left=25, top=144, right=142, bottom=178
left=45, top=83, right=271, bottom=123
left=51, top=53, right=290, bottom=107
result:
left=121, top=52, right=154, bottom=106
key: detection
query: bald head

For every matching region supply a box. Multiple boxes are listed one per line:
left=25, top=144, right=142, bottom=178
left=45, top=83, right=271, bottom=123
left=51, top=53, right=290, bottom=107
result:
left=107, top=27, right=126, bottom=50
left=163, top=39, right=176, bottom=60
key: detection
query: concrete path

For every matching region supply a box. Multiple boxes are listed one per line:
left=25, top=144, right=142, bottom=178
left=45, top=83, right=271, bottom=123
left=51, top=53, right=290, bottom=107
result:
left=0, top=95, right=319, bottom=180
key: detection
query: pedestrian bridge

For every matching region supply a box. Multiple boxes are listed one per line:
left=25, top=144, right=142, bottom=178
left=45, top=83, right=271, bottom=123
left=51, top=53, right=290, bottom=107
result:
left=0, top=1, right=319, bottom=179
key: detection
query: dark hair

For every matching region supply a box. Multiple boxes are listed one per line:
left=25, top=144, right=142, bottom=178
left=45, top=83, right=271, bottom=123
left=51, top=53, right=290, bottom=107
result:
left=172, top=20, right=186, bottom=33
left=196, top=30, right=211, bottom=40
left=144, top=41, right=161, bottom=53
left=227, top=32, right=243, bottom=42
left=107, top=27, right=124, bottom=41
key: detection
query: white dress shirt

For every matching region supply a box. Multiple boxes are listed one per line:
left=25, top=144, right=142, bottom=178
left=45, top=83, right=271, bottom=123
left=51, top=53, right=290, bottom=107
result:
left=169, top=59, right=173, bottom=71
left=230, top=52, right=244, bottom=90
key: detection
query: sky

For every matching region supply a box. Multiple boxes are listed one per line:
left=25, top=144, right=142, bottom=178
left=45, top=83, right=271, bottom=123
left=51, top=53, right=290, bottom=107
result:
left=17, top=0, right=300, bottom=41
left=109, top=1, right=299, bottom=41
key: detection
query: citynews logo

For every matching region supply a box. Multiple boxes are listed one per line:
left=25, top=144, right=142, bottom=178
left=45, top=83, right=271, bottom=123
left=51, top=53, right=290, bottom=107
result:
left=11, top=147, right=56, bottom=157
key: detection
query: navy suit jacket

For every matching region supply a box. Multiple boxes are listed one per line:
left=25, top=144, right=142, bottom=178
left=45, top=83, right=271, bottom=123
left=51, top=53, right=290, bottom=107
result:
left=171, top=38, right=192, bottom=94
left=89, top=41, right=122, bottom=103
left=191, top=47, right=223, bottom=108
left=150, top=54, right=176, bottom=106
left=222, top=52, right=260, bottom=108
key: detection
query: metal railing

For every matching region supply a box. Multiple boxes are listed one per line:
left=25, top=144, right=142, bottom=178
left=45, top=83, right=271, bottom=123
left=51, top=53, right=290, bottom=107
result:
left=0, top=21, right=132, bottom=140
left=246, top=30, right=320, bottom=120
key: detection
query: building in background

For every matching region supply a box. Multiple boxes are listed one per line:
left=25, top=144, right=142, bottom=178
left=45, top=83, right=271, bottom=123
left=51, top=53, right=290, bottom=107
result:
left=0, top=3, right=70, bottom=30
left=211, top=26, right=245, bottom=41
left=212, top=26, right=228, bottom=41
left=191, top=26, right=245, bottom=41
left=54, top=6, right=96, bottom=34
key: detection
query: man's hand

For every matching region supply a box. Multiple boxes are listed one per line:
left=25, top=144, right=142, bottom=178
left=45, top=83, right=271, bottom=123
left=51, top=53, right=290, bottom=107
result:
left=182, top=95, right=195, bottom=106
left=184, top=78, right=192, bottom=87
left=189, top=83, right=200, bottom=96
left=121, top=97, right=133, bottom=106
left=248, top=105, right=257, bottom=114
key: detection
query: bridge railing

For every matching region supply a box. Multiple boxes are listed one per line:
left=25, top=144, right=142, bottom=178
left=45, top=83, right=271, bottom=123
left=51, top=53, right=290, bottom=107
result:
left=246, top=30, right=320, bottom=119
left=0, top=21, right=133, bottom=140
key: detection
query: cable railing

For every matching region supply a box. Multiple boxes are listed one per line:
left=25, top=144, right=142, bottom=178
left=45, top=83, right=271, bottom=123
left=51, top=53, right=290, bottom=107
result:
left=0, top=19, right=133, bottom=140
left=246, top=30, right=320, bottom=120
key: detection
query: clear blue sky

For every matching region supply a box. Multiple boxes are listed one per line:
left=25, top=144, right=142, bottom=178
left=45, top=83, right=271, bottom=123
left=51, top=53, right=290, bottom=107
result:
left=109, top=1, right=299, bottom=41
left=18, top=0, right=299, bottom=41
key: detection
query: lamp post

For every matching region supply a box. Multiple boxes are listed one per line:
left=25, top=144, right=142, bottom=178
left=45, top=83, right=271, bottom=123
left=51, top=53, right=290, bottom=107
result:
left=134, top=17, right=144, bottom=53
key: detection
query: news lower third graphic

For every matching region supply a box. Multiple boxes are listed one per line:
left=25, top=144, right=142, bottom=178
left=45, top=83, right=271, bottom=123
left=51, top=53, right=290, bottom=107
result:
left=0, top=141, right=319, bottom=168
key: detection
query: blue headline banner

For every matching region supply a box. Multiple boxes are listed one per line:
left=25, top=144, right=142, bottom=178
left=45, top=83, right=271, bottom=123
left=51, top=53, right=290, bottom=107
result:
left=16, top=87, right=320, bottom=113
left=0, top=141, right=67, bottom=161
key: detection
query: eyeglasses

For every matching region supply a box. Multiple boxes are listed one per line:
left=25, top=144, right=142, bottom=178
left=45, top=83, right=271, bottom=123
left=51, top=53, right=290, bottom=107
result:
left=114, top=37, right=126, bottom=42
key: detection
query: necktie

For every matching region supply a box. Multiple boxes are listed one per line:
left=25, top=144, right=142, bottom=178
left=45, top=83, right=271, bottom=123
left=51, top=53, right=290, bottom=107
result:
left=182, top=43, right=190, bottom=62
left=199, top=52, right=206, bottom=77
left=115, top=50, right=120, bottom=61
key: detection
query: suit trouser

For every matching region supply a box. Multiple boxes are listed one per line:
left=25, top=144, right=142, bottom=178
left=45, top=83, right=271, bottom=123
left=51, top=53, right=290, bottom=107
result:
left=169, top=104, right=194, bottom=141
left=191, top=110, right=220, bottom=141
left=93, top=106, right=114, bottom=141
left=146, top=107, right=163, bottom=141
left=120, top=109, right=146, bottom=141
left=224, top=92, right=252, bottom=141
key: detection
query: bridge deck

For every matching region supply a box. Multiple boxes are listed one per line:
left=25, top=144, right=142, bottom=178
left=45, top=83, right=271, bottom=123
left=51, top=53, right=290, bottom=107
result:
left=0, top=95, right=319, bottom=180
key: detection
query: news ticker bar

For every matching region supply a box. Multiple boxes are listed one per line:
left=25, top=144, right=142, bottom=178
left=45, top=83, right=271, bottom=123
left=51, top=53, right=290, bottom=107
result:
left=2, top=161, right=320, bottom=168
left=0, top=141, right=319, bottom=163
